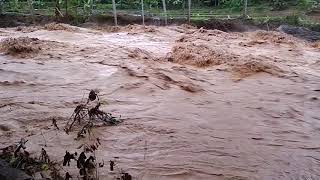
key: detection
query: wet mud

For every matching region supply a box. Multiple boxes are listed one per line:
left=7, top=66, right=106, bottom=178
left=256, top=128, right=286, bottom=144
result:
left=0, top=23, right=319, bottom=179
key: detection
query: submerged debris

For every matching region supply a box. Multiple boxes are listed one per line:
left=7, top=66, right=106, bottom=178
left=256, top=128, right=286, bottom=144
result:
left=65, top=172, right=72, bottom=180
left=63, top=151, right=77, bottom=166
left=39, top=148, right=50, bottom=164
left=110, top=160, right=114, bottom=171
left=0, top=139, right=63, bottom=179
left=65, top=90, right=122, bottom=136
left=121, top=172, right=132, bottom=180
left=52, top=118, right=59, bottom=130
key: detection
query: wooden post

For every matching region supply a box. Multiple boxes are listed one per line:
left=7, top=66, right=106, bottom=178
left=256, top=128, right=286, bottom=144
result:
left=188, top=0, right=191, bottom=24
left=141, top=0, right=145, bottom=25
left=161, top=0, right=167, bottom=25
left=112, top=0, right=117, bottom=26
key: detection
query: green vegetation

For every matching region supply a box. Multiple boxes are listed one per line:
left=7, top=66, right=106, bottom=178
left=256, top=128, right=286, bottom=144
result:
left=1, top=0, right=320, bottom=25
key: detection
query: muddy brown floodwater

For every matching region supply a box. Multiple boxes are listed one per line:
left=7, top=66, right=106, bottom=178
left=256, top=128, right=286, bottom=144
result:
left=0, top=23, right=320, bottom=180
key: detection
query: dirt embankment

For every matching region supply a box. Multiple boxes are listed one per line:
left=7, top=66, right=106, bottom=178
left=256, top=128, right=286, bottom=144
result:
left=0, top=13, right=260, bottom=32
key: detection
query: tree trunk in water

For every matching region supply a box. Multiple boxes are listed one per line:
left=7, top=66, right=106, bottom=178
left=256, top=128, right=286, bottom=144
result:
left=161, top=0, right=167, bottom=25
left=112, top=0, right=117, bottom=26
left=188, top=0, right=191, bottom=24
left=243, top=0, right=248, bottom=17
left=141, top=0, right=145, bottom=25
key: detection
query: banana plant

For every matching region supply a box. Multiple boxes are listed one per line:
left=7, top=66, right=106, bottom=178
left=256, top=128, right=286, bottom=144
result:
left=83, top=0, right=93, bottom=15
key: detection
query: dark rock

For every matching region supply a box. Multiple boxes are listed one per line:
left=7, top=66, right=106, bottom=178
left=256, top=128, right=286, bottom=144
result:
left=0, top=159, right=34, bottom=180
left=278, top=25, right=320, bottom=42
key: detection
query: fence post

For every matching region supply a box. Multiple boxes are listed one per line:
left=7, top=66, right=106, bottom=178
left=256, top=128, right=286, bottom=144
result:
left=188, top=0, right=191, bottom=24
left=162, top=0, right=167, bottom=25
left=141, top=0, right=145, bottom=25
left=112, top=0, right=117, bottom=26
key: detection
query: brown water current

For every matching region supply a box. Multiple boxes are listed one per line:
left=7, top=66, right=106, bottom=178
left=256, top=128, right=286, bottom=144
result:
left=0, top=24, right=319, bottom=180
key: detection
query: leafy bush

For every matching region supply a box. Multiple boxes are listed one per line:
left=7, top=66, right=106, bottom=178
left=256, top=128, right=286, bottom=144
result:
left=285, top=14, right=301, bottom=25
left=271, top=0, right=288, bottom=10
left=298, top=0, right=319, bottom=10
left=221, top=0, right=243, bottom=12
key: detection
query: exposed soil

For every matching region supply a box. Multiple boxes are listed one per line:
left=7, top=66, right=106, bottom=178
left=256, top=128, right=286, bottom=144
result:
left=0, top=24, right=319, bottom=180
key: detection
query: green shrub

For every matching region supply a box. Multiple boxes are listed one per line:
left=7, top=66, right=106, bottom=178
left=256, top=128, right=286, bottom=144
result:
left=221, top=0, right=242, bottom=12
left=285, top=14, right=301, bottom=25
left=271, top=0, right=288, bottom=10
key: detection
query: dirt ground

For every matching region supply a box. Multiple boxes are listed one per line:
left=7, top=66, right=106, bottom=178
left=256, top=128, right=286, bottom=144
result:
left=0, top=23, right=319, bottom=180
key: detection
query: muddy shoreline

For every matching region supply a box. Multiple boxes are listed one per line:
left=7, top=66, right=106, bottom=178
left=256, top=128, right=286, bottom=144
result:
left=0, top=13, right=281, bottom=31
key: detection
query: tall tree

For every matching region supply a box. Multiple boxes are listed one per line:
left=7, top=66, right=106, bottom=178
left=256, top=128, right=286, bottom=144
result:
left=243, top=0, right=248, bottom=17
left=141, top=0, right=145, bottom=25
left=65, top=0, right=68, bottom=16
left=188, top=0, right=191, bottom=24
left=0, top=0, right=3, bottom=14
left=112, top=0, right=117, bottom=26
left=162, top=0, right=167, bottom=25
